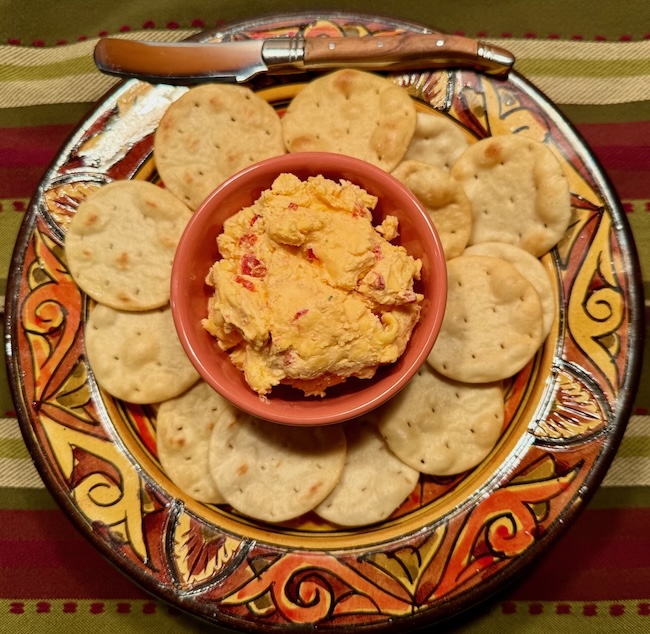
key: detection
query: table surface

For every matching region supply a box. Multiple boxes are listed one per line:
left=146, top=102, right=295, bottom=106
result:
left=1, top=1, right=649, bottom=633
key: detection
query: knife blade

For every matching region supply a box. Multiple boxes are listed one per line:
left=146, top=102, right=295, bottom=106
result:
left=94, top=32, right=515, bottom=84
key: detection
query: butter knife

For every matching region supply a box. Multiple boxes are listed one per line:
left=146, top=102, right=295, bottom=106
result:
left=94, top=32, right=515, bottom=84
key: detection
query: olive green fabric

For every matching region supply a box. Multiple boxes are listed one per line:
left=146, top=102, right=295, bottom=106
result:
left=2, top=0, right=649, bottom=42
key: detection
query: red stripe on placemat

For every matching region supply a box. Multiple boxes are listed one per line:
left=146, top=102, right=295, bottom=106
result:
left=0, top=124, right=74, bottom=198
left=576, top=121, right=650, bottom=147
left=0, top=126, right=70, bottom=169
left=0, top=510, right=86, bottom=540
left=508, top=507, right=650, bottom=601
left=588, top=147, right=650, bottom=172
left=0, top=122, right=647, bottom=202
left=2, top=507, right=650, bottom=601
left=0, top=167, right=53, bottom=198
left=574, top=123, right=649, bottom=200
left=0, top=568, right=148, bottom=600
left=603, top=169, right=650, bottom=200
left=0, top=510, right=147, bottom=599
left=0, top=125, right=73, bottom=159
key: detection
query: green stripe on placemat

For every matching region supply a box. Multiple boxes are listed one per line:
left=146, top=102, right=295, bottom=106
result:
left=617, top=437, right=650, bottom=459
left=636, top=336, right=650, bottom=413
left=0, top=103, right=94, bottom=127
left=0, top=488, right=56, bottom=510
left=1, top=0, right=649, bottom=42
left=0, top=90, right=646, bottom=132
left=0, top=437, right=30, bottom=460
left=560, top=102, right=650, bottom=124
left=518, top=57, right=650, bottom=78
left=1, top=411, right=648, bottom=498
left=0, top=600, right=214, bottom=634
left=589, top=486, right=650, bottom=509
left=1, top=322, right=17, bottom=417
left=7, top=45, right=649, bottom=83
left=1, top=599, right=649, bottom=633
left=0, top=76, right=646, bottom=127
left=0, top=57, right=95, bottom=81
left=624, top=208, right=650, bottom=298
left=3, top=485, right=650, bottom=512
left=0, top=200, right=27, bottom=285
left=459, top=600, right=650, bottom=632
left=2, top=36, right=650, bottom=108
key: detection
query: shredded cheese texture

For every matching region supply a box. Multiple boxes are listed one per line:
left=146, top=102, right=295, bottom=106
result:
left=202, top=173, right=423, bottom=396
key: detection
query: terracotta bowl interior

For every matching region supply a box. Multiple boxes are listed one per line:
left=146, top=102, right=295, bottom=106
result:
left=170, top=152, right=447, bottom=425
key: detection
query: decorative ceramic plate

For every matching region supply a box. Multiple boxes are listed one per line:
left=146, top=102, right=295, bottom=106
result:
left=5, top=11, right=644, bottom=633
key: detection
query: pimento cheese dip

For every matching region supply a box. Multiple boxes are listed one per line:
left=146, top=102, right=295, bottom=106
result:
left=202, top=173, right=423, bottom=397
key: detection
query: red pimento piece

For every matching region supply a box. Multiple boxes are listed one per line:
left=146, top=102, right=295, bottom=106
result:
left=306, top=247, right=319, bottom=263
left=235, top=275, right=255, bottom=291
left=399, top=290, right=418, bottom=303
left=249, top=214, right=260, bottom=226
left=238, top=232, right=258, bottom=249
left=372, top=243, right=383, bottom=259
left=240, top=253, right=267, bottom=278
left=287, top=201, right=299, bottom=210
left=283, top=350, right=296, bottom=366
left=352, top=203, right=368, bottom=218
left=372, top=274, right=386, bottom=290
left=293, top=308, right=309, bottom=321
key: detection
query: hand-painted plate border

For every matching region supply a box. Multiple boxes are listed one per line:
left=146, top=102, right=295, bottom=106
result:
left=5, top=11, right=644, bottom=633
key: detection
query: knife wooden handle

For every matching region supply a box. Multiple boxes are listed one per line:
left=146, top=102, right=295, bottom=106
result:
left=303, top=32, right=514, bottom=76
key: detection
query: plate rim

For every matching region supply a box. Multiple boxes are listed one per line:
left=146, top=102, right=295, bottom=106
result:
left=4, top=9, right=645, bottom=633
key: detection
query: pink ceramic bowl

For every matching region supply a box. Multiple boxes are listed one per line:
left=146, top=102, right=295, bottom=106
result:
left=170, top=152, right=447, bottom=426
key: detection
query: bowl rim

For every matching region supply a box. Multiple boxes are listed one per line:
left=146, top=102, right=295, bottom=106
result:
left=170, top=151, right=448, bottom=425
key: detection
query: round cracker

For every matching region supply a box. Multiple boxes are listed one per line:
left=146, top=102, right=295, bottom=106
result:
left=281, top=69, right=416, bottom=172
left=391, top=160, right=472, bottom=260
left=85, top=303, right=200, bottom=403
left=427, top=254, right=544, bottom=382
left=376, top=363, right=504, bottom=475
left=450, top=134, right=571, bottom=257
left=403, top=111, right=470, bottom=170
left=157, top=381, right=235, bottom=504
left=314, top=420, right=419, bottom=527
left=65, top=180, right=192, bottom=311
left=464, top=242, right=556, bottom=338
left=209, top=411, right=346, bottom=523
left=154, top=84, right=285, bottom=209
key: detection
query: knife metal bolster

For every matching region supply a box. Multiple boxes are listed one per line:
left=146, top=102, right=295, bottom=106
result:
left=261, top=36, right=307, bottom=73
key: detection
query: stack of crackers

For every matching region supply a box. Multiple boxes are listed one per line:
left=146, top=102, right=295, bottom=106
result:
left=64, top=68, right=572, bottom=527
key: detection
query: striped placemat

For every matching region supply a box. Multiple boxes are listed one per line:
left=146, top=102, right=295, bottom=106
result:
left=1, top=15, right=649, bottom=632
left=2, top=32, right=650, bottom=107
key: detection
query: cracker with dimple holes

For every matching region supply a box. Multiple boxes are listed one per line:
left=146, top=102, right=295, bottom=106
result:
left=65, top=180, right=192, bottom=311
left=464, top=242, right=556, bottom=338
left=450, top=134, right=571, bottom=257
left=281, top=69, right=416, bottom=172
left=208, top=410, right=346, bottom=523
left=157, top=381, right=236, bottom=504
left=402, top=111, right=470, bottom=170
left=85, top=303, right=200, bottom=403
left=314, top=420, right=419, bottom=527
left=392, top=159, right=472, bottom=260
left=376, top=363, right=504, bottom=475
left=154, top=84, right=286, bottom=209
left=427, top=254, right=544, bottom=383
